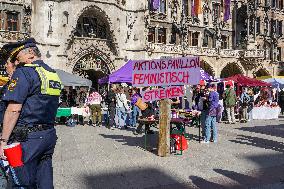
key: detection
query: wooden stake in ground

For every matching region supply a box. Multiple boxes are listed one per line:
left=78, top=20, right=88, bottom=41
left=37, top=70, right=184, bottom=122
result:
left=158, top=99, right=171, bottom=157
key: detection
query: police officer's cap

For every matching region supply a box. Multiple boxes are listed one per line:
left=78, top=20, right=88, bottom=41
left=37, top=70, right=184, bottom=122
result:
left=0, top=38, right=37, bottom=64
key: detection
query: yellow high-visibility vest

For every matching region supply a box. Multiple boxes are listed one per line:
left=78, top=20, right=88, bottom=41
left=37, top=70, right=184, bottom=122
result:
left=24, top=64, right=62, bottom=96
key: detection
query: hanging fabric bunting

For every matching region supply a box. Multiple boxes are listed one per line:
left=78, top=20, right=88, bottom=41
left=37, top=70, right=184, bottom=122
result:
left=194, top=0, right=202, bottom=15
left=152, top=0, right=160, bottom=10
left=223, top=0, right=231, bottom=22
left=191, top=0, right=196, bottom=16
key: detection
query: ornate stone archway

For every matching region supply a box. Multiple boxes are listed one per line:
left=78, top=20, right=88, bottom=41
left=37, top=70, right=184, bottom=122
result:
left=201, top=60, right=215, bottom=77
left=68, top=5, right=118, bottom=46
left=220, top=63, right=245, bottom=78
left=254, top=68, right=271, bottom=78
left=65, top=5, right=118, bottom=88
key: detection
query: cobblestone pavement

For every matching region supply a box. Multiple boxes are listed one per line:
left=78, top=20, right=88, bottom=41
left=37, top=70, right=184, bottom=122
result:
left=53, top=117, right=284, bottom=189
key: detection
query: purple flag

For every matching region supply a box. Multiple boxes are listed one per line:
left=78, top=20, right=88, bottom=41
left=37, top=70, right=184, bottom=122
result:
left=224, top=0, right=231, bottom=22
left=152, top=0, right=160, bottom=10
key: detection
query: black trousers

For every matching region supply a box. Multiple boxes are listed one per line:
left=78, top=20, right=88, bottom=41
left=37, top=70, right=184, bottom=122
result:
left=136, top=123, right=150, bottom=133
left=12, top=128, right=57, bottom=188
left=108, top=106, right=116, bottom=127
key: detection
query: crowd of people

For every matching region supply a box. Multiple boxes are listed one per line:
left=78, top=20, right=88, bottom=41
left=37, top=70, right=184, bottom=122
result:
left=57, top=80, right=281, bottom=145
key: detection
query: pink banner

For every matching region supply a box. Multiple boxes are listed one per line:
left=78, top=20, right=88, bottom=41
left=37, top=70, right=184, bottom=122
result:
left=132, top=57, right=201, bottom=87
left=141, top=86, right=185, bottom=102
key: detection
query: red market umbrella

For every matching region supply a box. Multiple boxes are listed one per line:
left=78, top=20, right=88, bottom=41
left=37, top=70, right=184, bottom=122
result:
left=224, top=74, right=271, bottom=87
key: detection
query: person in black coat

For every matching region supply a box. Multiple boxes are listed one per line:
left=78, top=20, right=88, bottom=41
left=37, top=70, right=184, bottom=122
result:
left=134, top=101, right=155, bottom=135
left=279, top=89, right=284, bottom=114
left=106, top=84, right=117, bottom=128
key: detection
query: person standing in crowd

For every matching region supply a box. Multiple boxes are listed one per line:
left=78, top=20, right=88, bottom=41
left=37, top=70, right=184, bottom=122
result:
left=192, top=85, right=201, bottom=108
left=134, top=88, right=155, bottom=135
left=247, top=89, right=254, bottom=122
left=198, top=87, right=209, bottom=137
left=278, top=88, right=284, bottom=115
left=78, top=89, right=87, bottom=107
left=171, top=97, right=180, bottom=110
left=240, top=88, right=250, bottom=123
left=59, top=88, right=68, bottom=107
left=67, top=86, right=76, bottom=107
left=202, top=84, right=219, bottom=143
left=116, top=86, right=129, bottom=129
left=0, top=58, right=18, bottom=129
left=223, top=84, right=237, bottom=124
left=85, top=88, right=103, bottom=127
left=130, top=88, right=141, bottom=128
left=106, top=84, right=117, bottom=128
left=0, top=38, right=61, bottom=188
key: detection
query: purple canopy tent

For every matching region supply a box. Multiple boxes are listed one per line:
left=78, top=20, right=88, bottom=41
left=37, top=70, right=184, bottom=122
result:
left=98, top=60, right=133, bottom=84
left=98, top=60, right=213, bottom=84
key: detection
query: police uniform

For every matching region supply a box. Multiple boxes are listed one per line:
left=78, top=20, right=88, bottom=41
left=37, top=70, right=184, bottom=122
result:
left=0, top=38, right=61, bottom=188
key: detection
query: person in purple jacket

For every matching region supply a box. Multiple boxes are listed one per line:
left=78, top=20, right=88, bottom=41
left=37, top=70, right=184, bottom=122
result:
left=130, top=88, right=141, bottom=127
left=202, top=84, right=219, bottom=143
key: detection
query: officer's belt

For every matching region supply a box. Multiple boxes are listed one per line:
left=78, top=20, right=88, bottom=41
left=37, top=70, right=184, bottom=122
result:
left=11, top=124, right=54, bottom=142
left=17, top=124, right=54, bottom=133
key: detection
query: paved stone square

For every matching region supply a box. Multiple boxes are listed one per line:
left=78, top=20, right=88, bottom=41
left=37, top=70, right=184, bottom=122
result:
left=53, top=117, right=284, bottom=189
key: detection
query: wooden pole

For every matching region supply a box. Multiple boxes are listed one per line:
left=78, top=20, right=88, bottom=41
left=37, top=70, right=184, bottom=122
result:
left=158, top=98, right=171, bottom=157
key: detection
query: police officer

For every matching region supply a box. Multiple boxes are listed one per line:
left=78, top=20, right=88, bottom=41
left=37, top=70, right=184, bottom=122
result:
left=0, top=38, right=61, bottom=188
left=0, top=58, right=17, bottom=128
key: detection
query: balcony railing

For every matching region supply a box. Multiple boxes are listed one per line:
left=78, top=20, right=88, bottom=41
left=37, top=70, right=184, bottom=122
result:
left=243, top=49, right=265, bottom=58
left=0, top=0, right=25, bottom=4
left=147, top=43, right=265, bottom=59
left=0, top=31, right=29, bottom=42
left=219, top=49, right=241, bottom=58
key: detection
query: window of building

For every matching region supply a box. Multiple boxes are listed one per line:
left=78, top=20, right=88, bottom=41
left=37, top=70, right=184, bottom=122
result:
left=272, top=0, right=276, bottom=8
left=149, top=0, right=167, bottom=13
left=278, top=20, right=283, bottom=36
left=277, top=47, right=281, bottom=61
left=148, top=27, right=155, bottom=42
left=221, top=35, right=228, bottom=49
left=203, top=34, right=209, bottom=47
left=182, top=0, right=189, bottom=17
left=255, top=0, right=259, bottom=8
left=159, top=0, right=166, bottom=14
left=271, top=19, right=275, bottom=36
left=75, top=16, right=107, bottom=39
left=256, top=17, right=261, bottom=34
left=265, top=0, right=270, bottom=6
left=0, top=11, right=3, bottom=30
left=249, top=17, right=254, bottom=35
left=276, top=0, right=283, bottom=8
left=6, top=12, right=19, bottom=31
left=191, top=32, right=199, bottom=46
left=212, top=3, right=221, bottom=24
left=157, top=28, right=166, bottom=44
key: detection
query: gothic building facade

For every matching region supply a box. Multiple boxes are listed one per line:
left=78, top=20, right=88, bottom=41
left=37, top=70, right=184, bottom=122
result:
left=0, top=0, right=283, bottom=87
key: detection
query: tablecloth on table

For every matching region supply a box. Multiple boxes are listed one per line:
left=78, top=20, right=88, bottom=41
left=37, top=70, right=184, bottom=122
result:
left=252, top=106, right=281, bottom=120
left=56, top=108, right=71, bottom=118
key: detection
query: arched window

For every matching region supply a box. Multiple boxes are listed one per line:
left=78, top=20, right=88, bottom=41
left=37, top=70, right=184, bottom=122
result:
left=74, top=12, right=108, bottom=39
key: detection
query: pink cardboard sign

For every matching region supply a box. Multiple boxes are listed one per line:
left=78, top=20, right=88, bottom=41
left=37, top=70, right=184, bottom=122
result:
left=132, top=57, right=201, bottom=87
left=141, top=86, right=185, bottom=102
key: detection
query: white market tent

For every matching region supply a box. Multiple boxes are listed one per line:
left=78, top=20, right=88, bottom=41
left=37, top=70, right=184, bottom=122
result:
left=258, top=76, right=284, bottom=89
left=55, top=69, right=92, bottom=87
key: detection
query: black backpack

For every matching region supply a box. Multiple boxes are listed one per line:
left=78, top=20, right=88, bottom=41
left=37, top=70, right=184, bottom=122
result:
left=242, top=95, right=250, bottom=106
